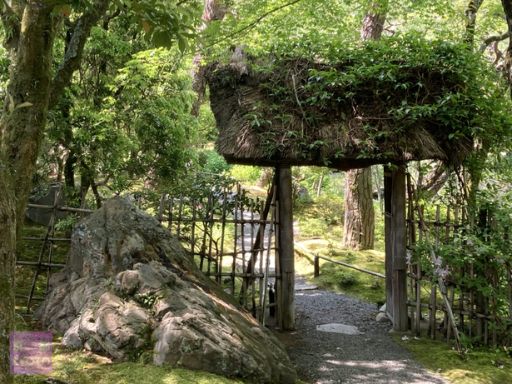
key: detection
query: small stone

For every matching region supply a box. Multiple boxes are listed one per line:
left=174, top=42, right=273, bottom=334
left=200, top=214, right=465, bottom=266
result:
left=316, top=323, right=362, bottom=335
left=376, top=312, right=390, bottom=322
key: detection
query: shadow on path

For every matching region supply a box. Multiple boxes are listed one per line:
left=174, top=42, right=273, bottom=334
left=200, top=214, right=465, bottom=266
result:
left=279, top=278, right=447, bottom=384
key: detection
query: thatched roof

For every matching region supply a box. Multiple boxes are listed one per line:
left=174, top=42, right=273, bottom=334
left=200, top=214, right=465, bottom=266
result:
left=206, top=46, right=479, bottom=170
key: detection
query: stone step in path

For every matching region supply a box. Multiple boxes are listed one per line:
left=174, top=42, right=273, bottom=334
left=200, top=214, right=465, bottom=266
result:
left=282, top=277, right=448, bottom=384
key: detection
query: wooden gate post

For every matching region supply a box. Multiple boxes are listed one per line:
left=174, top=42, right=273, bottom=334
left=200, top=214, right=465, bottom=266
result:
left=384, top=166, right=393, bottom=321
left=276, top=166, right=295, bottom=330
left=391, top=164, right=408, bottom=331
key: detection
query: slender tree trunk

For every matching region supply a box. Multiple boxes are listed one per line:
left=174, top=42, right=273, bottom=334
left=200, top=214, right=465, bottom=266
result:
left=342, top=1, right=388, bottom=250
left=501, top=0, right=512, bottom=91
left=465, top=0, right=485, bottom=46
left=343, top=168, right=375, bottom=249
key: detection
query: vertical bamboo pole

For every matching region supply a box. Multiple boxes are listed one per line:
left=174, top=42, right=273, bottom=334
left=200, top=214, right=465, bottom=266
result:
left=218, top=189, right=228, bottom=284
left=176, top=197, right=184, bottom=240
left=276, top=166, right=295, bottom=331
left=206, top=194, right=215, bottom=277
left=199, top=196, right=209, bottom=272
left=250, top=199, right=256, bottom=316
left=447, top=286, right=455, bottom=341
left=240, top=190, right=247, bottom=306
left=168, top=197, right=174, bottom=236
left=258, top=199, right=265, bottom=312
left=232, top=186, right=240, bottom=296
left=430, top=285, right=437, bottom=339
left=191, top=197, right=197, bottom=262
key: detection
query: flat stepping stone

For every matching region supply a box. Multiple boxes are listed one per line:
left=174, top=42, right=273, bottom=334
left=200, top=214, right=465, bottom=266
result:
left=295, top=284, right=318, bottom=291
left=316, top=323, right=362, bottom=335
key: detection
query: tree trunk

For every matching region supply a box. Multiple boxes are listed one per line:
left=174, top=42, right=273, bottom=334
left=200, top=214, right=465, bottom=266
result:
left=342, top=1, right=387, bottom=250
left=1, top=3, right=57, bottom=224
left=0, top=6, right=56, bottom=381
left=465, top=0, right=485, bottom=46
left=501, top=0, right=512, bottom=91
left=0, top=1, right=109, bottom=380
left=0, top=167, right=15, bottom=384
left=343, top=168, right=375, bottom=250
left=191, top=0, right=226, bottom=117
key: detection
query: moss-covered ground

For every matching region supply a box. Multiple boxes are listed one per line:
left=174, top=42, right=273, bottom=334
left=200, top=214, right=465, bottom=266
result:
left=13, top=344, right=245, bottom=384
left=395, top=336, right=512, bottom=384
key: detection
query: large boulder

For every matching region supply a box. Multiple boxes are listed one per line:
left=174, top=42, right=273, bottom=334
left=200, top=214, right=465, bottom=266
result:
left=37, top=198, right=296, bottom=383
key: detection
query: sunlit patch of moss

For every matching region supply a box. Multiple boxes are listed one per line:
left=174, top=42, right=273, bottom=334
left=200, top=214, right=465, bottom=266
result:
left=14, top=346, right=246, bottom=384
left=396, top=335, right=512, bottom=384
left=295, top=243, right=385, bottom=304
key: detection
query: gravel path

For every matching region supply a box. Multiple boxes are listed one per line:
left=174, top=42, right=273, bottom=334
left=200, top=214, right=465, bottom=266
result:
left=282, top=278, right=448, bottom=384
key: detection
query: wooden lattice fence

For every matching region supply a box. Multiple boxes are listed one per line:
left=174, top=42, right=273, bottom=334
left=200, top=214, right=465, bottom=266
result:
left=156, top=180, right=278, bottom=323
left=406, top=188, right=512, bottom=347
left=17, top=181, right=278, bottom=324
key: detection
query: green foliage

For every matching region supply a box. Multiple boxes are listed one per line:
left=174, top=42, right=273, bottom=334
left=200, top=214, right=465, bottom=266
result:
left=114, top=0, right=202, bottom=50
left=244, top=35, right=512, bottom=163
left=229, top=165, right=261, bottom=183
left=54, top=214, right=80, bottom=232
left=198, top=150, right=231, bottom=175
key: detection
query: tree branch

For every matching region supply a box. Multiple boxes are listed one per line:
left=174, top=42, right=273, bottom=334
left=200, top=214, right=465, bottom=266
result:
left=203, top=0, right=305, bottom=49
left=0, top=0, right=20, bottom=50
left=480, top=31, right=509, bottom=51
left=49, top=0, right=110, bottom=108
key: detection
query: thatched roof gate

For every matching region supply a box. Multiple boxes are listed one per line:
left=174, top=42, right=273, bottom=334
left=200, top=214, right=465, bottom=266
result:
left=206, top=46, right=482, bottom=331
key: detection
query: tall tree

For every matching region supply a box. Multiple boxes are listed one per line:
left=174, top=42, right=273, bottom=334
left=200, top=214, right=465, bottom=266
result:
left=343, top=0, right=389, bottom=250
left=501, top=0, right=512, bottom=89
left=0, top=3, right=108, bottom=381
left=0, top=1, right=200, bottom=381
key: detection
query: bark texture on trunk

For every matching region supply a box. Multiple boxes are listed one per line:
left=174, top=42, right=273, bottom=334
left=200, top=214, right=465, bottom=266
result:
left=0, top=167, right=15, bottom=384
left=1, top=3, right=56, bottom=223
left=342, top=1, right=387, bottom=250
left=343, top=167, right=375, bottom=250
left=501, top=0, right=512, bottom=90
left=0, top=5, right=56, bottom=381
left=465, top=0, right=485, bottom=46
left=0, top=1, right=110, bottom=381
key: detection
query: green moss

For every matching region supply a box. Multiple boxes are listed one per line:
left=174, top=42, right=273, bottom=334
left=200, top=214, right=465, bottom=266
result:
left=396, top=336, right=512, bottom=384
left=14, top=346, right=246, bottom=384
left=295, top=246, right=386, bottom=304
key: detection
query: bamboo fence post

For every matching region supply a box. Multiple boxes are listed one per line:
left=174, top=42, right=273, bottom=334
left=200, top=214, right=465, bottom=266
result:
left=430, top=285, right=437, bottom=339
left=218, top=189, right=228, bottom=284
left=232, top=186, right=240, bottom=296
